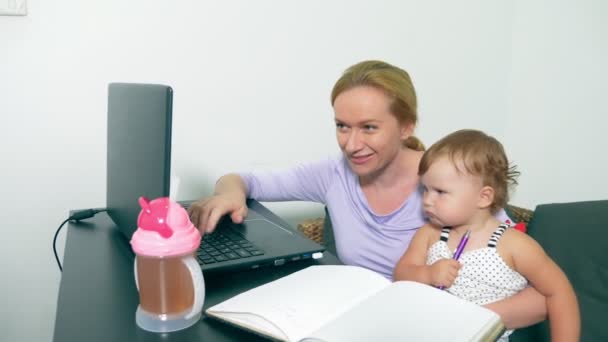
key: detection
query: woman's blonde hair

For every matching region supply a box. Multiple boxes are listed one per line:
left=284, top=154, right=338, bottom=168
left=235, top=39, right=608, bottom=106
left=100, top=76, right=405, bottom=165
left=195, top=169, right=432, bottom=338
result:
left=418, top=129, right=519, bottom=213
left=331, top=60, right=425, bottom=151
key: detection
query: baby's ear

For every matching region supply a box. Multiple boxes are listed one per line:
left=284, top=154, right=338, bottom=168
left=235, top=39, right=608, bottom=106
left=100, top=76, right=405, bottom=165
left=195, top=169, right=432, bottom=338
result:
left=478, top=186, right=495, bottom=209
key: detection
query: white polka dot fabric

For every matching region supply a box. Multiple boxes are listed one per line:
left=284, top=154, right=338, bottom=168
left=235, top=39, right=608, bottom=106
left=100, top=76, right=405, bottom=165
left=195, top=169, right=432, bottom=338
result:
left=426, top=224, right=528, bottom=341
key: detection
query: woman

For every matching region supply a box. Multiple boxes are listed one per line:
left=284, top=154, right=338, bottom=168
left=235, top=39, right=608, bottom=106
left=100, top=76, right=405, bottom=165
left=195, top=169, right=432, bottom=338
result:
left=188, top=60, right=546, bottom=328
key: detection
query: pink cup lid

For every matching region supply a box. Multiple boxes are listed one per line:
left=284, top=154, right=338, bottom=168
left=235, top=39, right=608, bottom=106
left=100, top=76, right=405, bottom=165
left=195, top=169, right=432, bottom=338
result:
left=130, top=196, right=201, bottom=257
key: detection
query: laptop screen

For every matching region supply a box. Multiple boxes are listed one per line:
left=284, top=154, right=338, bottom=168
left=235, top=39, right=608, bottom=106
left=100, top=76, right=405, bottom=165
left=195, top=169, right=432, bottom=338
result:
left=106, top=83, right=173, bottom=239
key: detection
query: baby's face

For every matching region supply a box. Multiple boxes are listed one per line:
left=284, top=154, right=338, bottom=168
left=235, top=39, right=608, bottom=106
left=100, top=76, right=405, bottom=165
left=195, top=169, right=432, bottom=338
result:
left=420, top=156, right=484, bottom=227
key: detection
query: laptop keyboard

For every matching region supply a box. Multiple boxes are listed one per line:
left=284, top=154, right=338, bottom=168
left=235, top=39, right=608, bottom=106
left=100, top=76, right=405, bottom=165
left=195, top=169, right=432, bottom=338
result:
left=196, top=230, right=265, bottom=265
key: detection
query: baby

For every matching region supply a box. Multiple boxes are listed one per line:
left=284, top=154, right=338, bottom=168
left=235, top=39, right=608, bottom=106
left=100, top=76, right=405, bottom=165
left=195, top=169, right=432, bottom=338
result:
left=393, top=129, right=579, bottom=341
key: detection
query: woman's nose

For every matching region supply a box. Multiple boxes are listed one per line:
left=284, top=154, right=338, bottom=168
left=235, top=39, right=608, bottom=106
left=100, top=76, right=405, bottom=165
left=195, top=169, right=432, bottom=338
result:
left=345, top=130, right=362, bottom=152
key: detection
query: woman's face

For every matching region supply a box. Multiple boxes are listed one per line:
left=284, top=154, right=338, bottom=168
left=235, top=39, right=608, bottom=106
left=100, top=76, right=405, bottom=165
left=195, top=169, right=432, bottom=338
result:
left=333, top=86, right=411, bottom=179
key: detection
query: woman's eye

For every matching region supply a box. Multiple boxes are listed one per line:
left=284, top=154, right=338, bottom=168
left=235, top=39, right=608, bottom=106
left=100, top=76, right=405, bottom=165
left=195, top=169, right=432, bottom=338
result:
left=363, top=125, right=377, bottom=132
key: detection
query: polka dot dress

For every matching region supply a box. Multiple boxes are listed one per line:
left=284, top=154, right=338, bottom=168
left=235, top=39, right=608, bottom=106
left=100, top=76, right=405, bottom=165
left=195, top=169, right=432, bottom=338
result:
left=426, top=224, right=528, bottom=341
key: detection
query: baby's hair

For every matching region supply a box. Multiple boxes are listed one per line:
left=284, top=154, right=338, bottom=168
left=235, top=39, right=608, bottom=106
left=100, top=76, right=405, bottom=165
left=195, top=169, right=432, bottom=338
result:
left=418, top=129, right=520, bottom=213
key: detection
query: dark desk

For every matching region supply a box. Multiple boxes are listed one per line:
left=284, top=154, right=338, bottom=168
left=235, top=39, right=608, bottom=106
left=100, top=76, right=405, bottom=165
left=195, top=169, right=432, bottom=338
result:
left=53, top=210, right=340, bottom=341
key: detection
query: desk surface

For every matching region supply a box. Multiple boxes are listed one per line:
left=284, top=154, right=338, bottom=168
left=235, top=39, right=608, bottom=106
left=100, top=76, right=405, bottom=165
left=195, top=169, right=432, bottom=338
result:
left=53, top=210, right=340, bottom=342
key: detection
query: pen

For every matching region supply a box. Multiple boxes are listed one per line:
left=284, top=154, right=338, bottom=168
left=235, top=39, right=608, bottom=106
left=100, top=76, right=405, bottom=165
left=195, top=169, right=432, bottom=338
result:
left=439, top=229, right=470, bottom=290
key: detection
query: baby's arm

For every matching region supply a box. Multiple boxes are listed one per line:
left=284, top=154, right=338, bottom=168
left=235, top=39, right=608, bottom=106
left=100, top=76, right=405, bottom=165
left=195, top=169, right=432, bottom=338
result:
left=506, top=230, right=580, bottom=342
left=393, top=224, right=461, bottom=287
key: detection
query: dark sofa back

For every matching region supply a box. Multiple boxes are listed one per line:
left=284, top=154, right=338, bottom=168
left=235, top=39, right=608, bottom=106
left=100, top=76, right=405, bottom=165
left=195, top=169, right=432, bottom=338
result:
left=511, top=200, right=608, bottom=342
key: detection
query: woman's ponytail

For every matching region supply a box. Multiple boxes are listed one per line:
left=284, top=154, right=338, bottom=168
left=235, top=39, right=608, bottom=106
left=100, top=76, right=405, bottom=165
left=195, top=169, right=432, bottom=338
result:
left=403, top=136, right=425, bottom=151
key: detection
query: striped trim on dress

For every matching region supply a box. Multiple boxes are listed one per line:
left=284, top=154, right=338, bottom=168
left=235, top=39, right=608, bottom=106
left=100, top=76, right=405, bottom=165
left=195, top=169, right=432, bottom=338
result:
left=439, top=227, right=451, bottom=242
left=487, top=224, right=509, bottom=248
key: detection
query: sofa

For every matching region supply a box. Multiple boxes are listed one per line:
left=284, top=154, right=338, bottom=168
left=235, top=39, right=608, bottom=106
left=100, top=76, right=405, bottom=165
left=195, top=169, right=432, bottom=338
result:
left=298, top=200, right=608, bottom=341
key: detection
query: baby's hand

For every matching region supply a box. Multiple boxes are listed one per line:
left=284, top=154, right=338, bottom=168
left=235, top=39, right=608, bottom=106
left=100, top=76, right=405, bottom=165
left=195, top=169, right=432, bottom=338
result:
left=429, top=259, right=461, bottom=288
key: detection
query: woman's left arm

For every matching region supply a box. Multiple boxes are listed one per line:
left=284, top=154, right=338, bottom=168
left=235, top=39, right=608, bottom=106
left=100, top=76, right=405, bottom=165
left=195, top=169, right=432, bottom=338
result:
left=483, top=286, right=546, bottom=329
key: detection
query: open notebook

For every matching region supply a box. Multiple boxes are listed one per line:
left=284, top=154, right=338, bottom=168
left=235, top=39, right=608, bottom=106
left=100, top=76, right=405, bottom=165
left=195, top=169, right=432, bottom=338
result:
left=206, top=265, right=505, bottom=342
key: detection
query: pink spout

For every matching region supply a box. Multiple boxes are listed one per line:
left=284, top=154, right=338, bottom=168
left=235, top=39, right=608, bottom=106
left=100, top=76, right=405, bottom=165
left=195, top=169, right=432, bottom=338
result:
left=137, top=196, right=174, bottom=238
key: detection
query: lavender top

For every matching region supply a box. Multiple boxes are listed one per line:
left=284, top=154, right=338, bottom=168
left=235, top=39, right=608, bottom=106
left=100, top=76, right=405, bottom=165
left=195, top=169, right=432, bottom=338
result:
left=240, top=155, right=511, bottom=279
left=240, top=156, right=426, bottom=279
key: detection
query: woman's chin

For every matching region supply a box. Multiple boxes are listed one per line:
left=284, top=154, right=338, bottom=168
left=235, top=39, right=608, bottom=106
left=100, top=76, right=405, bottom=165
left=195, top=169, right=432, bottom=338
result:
left=348, top=162, right=371, bottom=176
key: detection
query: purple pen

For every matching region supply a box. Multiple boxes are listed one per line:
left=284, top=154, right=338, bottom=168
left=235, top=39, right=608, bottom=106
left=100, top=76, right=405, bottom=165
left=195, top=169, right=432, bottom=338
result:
left=452, top=229, right=471, bottom=260
left=438, top=229, right=471, bottom=290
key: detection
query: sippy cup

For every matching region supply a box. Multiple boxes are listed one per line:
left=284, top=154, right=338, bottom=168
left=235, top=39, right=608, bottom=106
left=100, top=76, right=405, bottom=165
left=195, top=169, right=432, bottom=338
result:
left=130, top=196, right=205, bottom=333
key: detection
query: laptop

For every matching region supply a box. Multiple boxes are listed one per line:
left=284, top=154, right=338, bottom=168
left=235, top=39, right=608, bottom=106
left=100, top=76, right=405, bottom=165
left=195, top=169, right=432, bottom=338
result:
left=106, top=82, right=325, bottom=273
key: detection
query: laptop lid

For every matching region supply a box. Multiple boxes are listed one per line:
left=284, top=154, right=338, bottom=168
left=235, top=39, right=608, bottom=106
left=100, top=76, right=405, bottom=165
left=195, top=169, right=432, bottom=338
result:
left=106, top=82, right=325, bottom=272
left=106, top=83, right=172, bottom=239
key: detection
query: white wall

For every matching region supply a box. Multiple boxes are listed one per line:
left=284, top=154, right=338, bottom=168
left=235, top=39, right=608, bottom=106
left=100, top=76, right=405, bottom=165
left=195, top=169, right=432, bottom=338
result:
left=0, top=1, right=605, bottom=341
left=504, top=0, right=608, bottom=208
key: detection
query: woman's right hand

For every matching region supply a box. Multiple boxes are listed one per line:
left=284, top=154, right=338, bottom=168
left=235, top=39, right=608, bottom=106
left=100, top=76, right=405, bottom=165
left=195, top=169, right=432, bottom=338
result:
left=187, top=174, right=249, bottom=234
left=187, top=193, right=248, bottom=234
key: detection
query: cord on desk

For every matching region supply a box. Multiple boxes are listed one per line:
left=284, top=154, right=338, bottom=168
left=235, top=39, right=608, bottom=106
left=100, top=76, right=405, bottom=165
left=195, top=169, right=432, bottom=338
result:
left=53, top=209, right=107, bottom=272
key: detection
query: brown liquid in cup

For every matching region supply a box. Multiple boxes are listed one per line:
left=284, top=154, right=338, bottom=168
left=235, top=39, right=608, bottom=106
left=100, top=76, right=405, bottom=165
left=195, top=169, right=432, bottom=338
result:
left=136, top=254, right=195, bottom=315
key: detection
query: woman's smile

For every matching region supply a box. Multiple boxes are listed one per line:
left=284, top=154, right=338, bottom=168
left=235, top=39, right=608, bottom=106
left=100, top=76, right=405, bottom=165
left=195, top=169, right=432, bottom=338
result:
left=349, top=154, right=373, bottom=165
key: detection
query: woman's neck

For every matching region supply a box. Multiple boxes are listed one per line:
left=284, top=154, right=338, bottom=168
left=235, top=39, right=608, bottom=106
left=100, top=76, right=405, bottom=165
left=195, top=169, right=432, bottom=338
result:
left=360, top=147, right=422, bottom=189
left=358, top=148, right=423, bottom=215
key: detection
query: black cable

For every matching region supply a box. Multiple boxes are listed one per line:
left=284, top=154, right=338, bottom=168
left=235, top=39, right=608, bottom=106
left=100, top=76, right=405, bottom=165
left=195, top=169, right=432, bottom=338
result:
left=53, top=209, right=106, bottom=272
